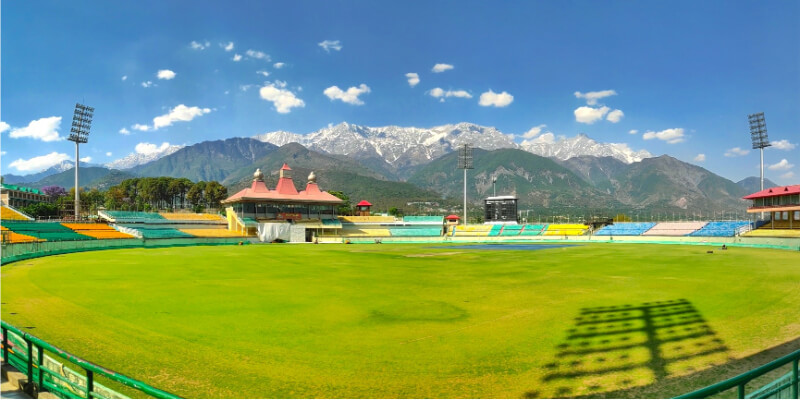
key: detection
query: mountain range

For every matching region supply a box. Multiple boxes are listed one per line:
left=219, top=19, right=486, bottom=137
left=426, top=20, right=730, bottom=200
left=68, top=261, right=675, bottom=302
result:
left=2, top=122, right=777, bottom=216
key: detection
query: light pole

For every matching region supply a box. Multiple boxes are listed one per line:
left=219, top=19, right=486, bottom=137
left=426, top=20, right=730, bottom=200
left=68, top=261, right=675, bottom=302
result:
left=457, top=144, right=473, bottom=225
left=68, top=103, right=94, bottom=220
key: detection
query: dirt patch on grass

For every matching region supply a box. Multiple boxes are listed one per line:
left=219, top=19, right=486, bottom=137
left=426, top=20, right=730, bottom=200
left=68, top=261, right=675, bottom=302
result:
left=405, top=252, right=463, bottom=257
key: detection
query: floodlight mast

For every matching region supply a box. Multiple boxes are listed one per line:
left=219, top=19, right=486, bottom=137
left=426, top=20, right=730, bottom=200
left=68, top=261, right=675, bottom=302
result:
left=748, top=112, right=770, bottom=192
left=457, top=144, right=473, bottom=225
left=68, top=103, right=94, bottom=219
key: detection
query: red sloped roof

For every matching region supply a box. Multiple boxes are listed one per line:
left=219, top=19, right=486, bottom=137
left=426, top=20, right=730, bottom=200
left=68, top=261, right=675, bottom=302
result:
left=356, top=200, right=372, bottom=207
left=743, top=184, right=800, bottom=200
left=222, top=166, right=344, bottom=204
left=445, top=214, right=460, bottom=220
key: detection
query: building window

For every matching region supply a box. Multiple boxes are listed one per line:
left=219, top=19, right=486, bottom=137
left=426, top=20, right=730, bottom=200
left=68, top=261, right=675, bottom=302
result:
left=783, top=211, right=790, bottom=220
left=774, top=212, right=781, bottom=221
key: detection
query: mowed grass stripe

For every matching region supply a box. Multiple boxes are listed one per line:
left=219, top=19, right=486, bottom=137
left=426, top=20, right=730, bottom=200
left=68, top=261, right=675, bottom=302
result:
left=2, top=243, right=799, bottom=398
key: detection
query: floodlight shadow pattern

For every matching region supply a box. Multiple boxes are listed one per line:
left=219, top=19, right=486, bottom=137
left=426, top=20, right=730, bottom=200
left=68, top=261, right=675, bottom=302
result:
left=537, top=299, right=730, bottom=398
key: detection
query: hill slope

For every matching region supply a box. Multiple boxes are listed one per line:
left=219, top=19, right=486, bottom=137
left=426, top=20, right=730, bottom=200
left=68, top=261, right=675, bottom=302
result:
left=131, top=137, right=278, bottom=182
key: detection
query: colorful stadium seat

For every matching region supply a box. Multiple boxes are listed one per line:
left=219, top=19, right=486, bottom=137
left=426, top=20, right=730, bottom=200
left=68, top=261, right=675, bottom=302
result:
left=0, top=222, right=95, bottom=241
left=60, top=223, right=135, bottom=239
left=159, top=212, right=226, bottom=222
left=543, top=224, right=589, bottom=236
left=743, top=229, right=800, bottom=238
left=594, top=222, right=657, bottom=236
left=178, top=228, right=244, bottom=238
left=1, top=205, right=33, bottom=221
left=688, top=221, right=752, bottom=237
left=641, top=222, right=706, bottom=236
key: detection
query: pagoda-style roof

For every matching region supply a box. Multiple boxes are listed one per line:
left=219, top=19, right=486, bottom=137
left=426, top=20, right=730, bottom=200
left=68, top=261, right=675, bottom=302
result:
left=356, top=200, right=372, bottom=207
left=222, top=165, right=343, bottom=204
left=445, top=214, right=461, bottom=220
left=743, top=184, right=800, bottom=200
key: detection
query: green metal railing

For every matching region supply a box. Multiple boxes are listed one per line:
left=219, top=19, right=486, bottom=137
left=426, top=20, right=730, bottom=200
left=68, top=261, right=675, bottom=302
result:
left=677, top=349, right=800, bottom=399
left=1, top=321, right=179, bottom=399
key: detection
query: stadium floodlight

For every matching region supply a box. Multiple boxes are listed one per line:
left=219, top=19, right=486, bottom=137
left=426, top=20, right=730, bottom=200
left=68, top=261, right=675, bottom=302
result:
left=457, top=144, right=473, bottom=225
left=68, top=103, right=94, bottom=219
left=748, top=112, right=770, bottom=193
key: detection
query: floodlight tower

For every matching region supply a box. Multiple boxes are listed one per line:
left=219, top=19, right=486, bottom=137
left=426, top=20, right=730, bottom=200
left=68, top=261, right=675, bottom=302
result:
left=457, top=144, right=473, bottom=225
left=68, top=103, right=94, bottom=219
left=748, top=112, right=770, bottom=192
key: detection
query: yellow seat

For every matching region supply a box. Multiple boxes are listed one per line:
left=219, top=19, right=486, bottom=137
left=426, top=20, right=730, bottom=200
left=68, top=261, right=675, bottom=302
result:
left=178, top=229, right=244, bottom=238
left=1, top=206, right=31, bottom=221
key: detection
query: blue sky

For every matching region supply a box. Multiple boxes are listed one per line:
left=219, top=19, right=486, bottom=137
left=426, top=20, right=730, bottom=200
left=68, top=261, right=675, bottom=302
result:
left=1, top=0, right=798, bottom=184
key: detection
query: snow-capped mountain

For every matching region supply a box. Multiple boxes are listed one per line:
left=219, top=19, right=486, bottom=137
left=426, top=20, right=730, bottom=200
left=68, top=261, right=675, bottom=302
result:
left=521, top=133, right=651, bottom=164
left=253, top=122, right=651, bottom=167
left=254, top=122, right=518, bottom=169
left=104, top=144, right=185, bottom=170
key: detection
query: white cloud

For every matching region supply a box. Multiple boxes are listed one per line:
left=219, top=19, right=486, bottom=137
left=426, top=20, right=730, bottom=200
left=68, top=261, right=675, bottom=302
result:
left=772, top=139, right=797, bottom=150
left=522, top=124, right=548, bottom=139
left=768, top=159, right=794, bottom=171
left=521, top=132, right=557, bottom=146
left=8, top=116, right=62, bottom=142
left=119, top=127, right=131, bottom=135
left=259, top=83, right=305, bottom=113
left=642, top=128, right=685, bottom=144
left=221, top=41, right=234, bottom=52
left=135, top=142, right=174, bottom=155
left=232, top=54, right=242, bottom=62
left=479, top=90, right=514, bottom=107
left=106, top=152, right=112, bottom=157
left=324, top=84, right=371, bottom=105
left=0, top=151, right=5, bottom=156
left=629, top=129, right=638, bottom=135
left=257, top=70, right=270, bottom=77
left=141, top=81, right=154, bottom=88
left=273, top=62, right=285, bottom=69
left=189, top=40, right=210, bottom=50
left=131, top=124, right=150, bottom=132
left=574, top=90, right=617, bottom=105
left=79, top=156, right=92, bottom=163
left=429, top=87, right=472, bottom=100
left=693, top=153, right=706, bottom=162
left=606, top=109, right=624, bottom=123
left=152, top=104, right=212, bottom=130
left=781, top=171, right=795, bottom=179
left=121, top=75, right=128, bottom=81
left=724, top=147, right=750, bottom=157
left=405, top=72, right=420, bottom=87
left=246, top=49, right=270, bottom=61
left=9, top=152, right=71, bottom=172
left=318, top=40, right=342, bottom=52
left=0, top=121, right=9, bottom=133
left=240, top=84, right=255, bottom=92
left=574, top=106, right=610, bottom=124
left=432, top=63, right=454, bottom=73
left=157, top=69, right=176, bottom=80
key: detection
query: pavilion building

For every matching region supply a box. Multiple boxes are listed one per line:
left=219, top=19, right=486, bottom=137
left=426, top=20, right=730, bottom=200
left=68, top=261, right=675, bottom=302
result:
left=222, top=164, right=344, bottom=238
left=743, top=184, right=800, bottom=230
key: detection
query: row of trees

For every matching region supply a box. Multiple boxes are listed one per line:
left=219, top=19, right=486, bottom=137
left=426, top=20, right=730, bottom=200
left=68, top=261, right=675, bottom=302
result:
left=104, top=177, right=227, bottom=212
left=19, top=177, right=228, bottom=218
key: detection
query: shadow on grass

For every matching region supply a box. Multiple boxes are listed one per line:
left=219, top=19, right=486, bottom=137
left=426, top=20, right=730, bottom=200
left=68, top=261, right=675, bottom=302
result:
left=527, top=299, right=731, bottom=398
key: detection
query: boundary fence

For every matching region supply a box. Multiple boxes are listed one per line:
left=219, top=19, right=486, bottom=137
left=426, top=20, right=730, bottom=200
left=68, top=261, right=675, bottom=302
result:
left=676, top=349, right=799, bottom=399
left=0, top=237, right=245, bottom=265
left=1, top=321, right=180, bottom=399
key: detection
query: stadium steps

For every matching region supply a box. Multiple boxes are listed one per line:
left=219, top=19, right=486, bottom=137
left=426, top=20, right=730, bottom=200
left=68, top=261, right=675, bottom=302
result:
left=0, top=222, right=95, bottom=241
left=743, top=229, right=800, bottom=238
left=159, top=212, right=226, bottom=222
left=594, top=222, right=657, bottom=236
left=179, top=228, right=244, bottom=238
left=642, top=222, right=707, bottom=236
left=543, top=224, right=589, bottom=236
left=60, top=223, right=135, bottom=239
left=520, top=224, right=547, bottom=236
left=1, top=205, right=33, bottom=221
left=101, top=211, right=167, bottom=224
left=688, top=221, right=752, bottom=237
left=1, top=226, right=43, bottom=243
left=388, top=228, right=442, bottom=237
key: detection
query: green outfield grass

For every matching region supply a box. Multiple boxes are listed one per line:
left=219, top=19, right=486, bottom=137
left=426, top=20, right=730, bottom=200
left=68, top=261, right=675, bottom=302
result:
left=2, top=243, right=799, bottom=398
